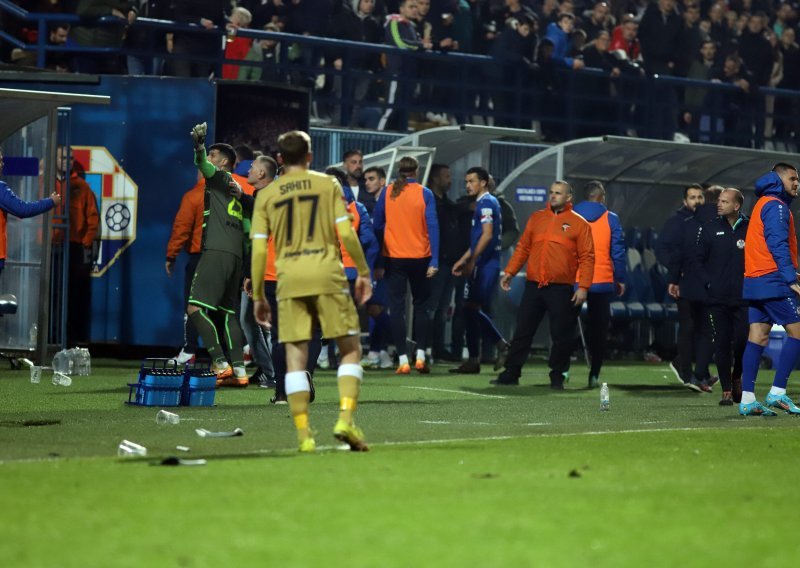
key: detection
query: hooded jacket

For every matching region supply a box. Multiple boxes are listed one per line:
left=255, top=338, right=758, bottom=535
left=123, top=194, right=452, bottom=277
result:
left=572, top=201, right=626, bottom=293
left=743, top=171, right=798, bottom=300
left=544, top=21, right=575, bottom=69
left=504, top=202, right=594, bottom=288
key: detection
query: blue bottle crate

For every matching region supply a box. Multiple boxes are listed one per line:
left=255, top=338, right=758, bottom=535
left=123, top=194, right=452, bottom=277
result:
left=180, top=361, right=217, bottom=407
left=127, top=358, right=184, bottom=407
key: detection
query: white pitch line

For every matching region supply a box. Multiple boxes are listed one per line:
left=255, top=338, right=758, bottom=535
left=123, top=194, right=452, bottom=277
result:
left=402, top=386, right=507, bottom=399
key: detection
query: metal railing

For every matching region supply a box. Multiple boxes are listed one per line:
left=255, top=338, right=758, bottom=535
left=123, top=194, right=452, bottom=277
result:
left=2, top=1, right=799, bottom=149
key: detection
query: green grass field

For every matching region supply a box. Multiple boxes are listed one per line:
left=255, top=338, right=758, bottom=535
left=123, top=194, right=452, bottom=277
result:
left=2, top=359, right=800, bottom=567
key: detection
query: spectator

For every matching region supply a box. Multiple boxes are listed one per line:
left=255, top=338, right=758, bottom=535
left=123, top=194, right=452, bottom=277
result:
left=54, top=147, right=100, bottom=345
left=0, top=149, right=61, bottom=281
left=45, top=22, right=75, bottom=72
left=238, top=23, right=283, bottom=83
left=609, top=13, right=642, bottom=65
left=710, top=55, right=756, bottom=146
left=656, top=183, right=706, bottom=388
left=738, top=13, right=775, bottom=88
left=371, top=155, right=439, bottom=374
left=125, top=0, right=170, bottom=75
left=775, top=27, right=800, bottom=140
left=694, top=187, right=748, bottom=405
left=545, top=12, right=585, bottom=69
left=638, top=0, right=682, bottom=75
left=222, top=6, right=253, bottom=80
left=739, top=163, right=800, bottom=416
left=377, top=0, right=431, bottom=130
left=675, top=2, right=703, bottom=76
left=72, top=0, right=138, bottom=74
left=684, top=39, right=719, bottom=140
left=486, top=15, right=537, bottom=127
left=573, top=180, right=626, bottom=388
left=581, top=1, right=611, bottom=41
left=168, top=0, right=228, bottom=78
left=492, top=180, right=594, bottom=389
left=417, top=0, right=460, bottom=125
left=772, top=4, right=793, bottom=39
left=326, top=0, right=384, bottom=126
left=707, top=3, right=733, bottom=51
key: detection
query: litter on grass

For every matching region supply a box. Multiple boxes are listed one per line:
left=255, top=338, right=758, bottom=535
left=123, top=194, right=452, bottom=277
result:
left=195, top=427, right=244, bottom=438
left=159, top=457, right=207, bottom=466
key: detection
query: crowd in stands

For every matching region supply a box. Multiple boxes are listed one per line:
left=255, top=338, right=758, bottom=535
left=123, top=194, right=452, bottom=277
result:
left=2, top=1, right=799, bottom=140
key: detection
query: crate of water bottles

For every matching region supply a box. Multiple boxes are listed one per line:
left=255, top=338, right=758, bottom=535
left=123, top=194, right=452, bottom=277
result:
left=127, top=358, right=184, bottom=407
left=180, top=360, right=217, bottom=407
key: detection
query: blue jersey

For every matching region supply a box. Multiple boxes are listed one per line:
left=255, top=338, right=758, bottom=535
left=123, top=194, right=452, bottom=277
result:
left=471, top=193, right=502, bottom=266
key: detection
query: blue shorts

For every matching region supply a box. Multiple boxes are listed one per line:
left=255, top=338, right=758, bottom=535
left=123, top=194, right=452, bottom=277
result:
left=464, top=264, right=499, bottom=307
left=367, top=278, right=387, bottom=307
left=748, top=296, right=800, bottom=326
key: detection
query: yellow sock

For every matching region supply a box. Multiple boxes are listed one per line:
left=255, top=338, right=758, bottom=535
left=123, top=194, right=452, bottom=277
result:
left=337, top=364, right=362, bottom=425
left=288, top=391, right=311, bottom=442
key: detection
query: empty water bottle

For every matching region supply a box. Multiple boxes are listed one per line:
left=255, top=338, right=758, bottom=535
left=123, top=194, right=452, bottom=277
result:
left=29, top=324, right=38, bottom=348
left=600, top=382, right=610, bottom=411
left=52, top=350, right=73, bottom=374
left=73, top=348, right=91, bottom=376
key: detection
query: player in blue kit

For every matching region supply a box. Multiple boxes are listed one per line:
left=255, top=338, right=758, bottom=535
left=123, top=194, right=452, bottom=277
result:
left=449, top=167, right=510, bottom=374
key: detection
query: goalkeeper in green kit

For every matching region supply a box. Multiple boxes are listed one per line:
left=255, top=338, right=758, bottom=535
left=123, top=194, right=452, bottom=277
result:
left=185, top=122, right=249, bottom=387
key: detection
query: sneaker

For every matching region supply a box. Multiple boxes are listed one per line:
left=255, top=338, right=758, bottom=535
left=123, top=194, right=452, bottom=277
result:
left=719, top=392, right=733, bottom=406
left=588, top=375, right=599, bottom=389
left=685, top=378, right=711, bottom=393
left=449, top=360, right=481, bottom=374
left=333, top=419, right=369, bottom=451
left=707, top=375, right=719, bottom=389
left=219, top=374, right=248, bottom=388
left=668, top=361, right=686, bottom=385
left=215, top=365, right=233, bottom=387
left=550, top=374, right=565, bottom=390
left=396, top=363, right=411, bottom=375
left=378, top=350, right=394, bottom=369
left=249, top=368, right=266, bottom=385
left=361, top=354, right=380, bottom=369
left=174, top=349, right=196, bottom=365
left=764, top=392, right=800, bottom=415
left=298, top=437, right=316, bottom=453
left=270, top=393, right=288, bottom=405
left=415, top=359, right=430, bottom=374
left=739, top=401, right=777, bottom=416
left=494, top=340, right=510, bottom=371
left=490, top=369, right=519, bottom=386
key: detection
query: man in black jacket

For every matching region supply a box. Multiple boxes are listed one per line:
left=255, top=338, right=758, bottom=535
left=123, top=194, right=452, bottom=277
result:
left=656, top=183, right=706, bottom=387
left=637, top=0, right=681, bottom=76
left=694, top=187, right=748, bottom=405
left=168, top=0, right=227, bottom=78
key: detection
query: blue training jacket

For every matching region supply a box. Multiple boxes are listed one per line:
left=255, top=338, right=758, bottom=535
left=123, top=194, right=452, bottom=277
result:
left=743, top=171, right=798, bottom=300
left=545, top=22, right=575, bottom=70
left=573, top=201, right=626, bottom=293
left=0, top=180, right=56, bottom=265
left=341, top=184, right=379, bottom=279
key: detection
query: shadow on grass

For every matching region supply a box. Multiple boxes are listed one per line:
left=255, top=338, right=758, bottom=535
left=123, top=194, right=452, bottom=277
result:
left=461, top=385, right=558, bottom=397
left=50, top=387, right=130, bottom=395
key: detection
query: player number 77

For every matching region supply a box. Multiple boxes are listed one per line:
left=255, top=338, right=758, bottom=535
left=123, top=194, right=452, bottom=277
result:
left=274, top=195, right=319, bottom=244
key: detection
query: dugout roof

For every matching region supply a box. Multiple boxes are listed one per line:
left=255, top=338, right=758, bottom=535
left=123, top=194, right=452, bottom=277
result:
left=0, top=88, right=109, bottom=142
left=495, top=135, right=799, bottom=230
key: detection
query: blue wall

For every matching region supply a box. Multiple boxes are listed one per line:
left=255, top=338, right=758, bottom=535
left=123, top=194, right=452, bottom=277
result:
left=4, top=77, right=217, bottom=346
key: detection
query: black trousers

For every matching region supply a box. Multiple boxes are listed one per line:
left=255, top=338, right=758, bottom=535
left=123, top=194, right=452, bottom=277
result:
left=676, top=298, right=712, bottom=381
left=708, top=304, right=748, bottom=391
left=67, top=243, right=91, bottom=344
left=586, top=291, right=613, bottom=378
left=505, top=282, right=577, bottom=381
left=182, top=253, right=201, bottom=353
left=427, top=261, right=455, bottom=356
left=265, top=281, right=286, bottom=395
left=386, top=257, right=433, bottom=357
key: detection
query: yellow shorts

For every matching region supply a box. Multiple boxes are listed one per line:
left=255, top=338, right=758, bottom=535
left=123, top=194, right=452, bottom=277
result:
left=278, top=290, right=361, bottom=343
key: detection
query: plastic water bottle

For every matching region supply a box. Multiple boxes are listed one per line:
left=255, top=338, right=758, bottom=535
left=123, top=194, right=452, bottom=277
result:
left=74, top=348, right=91, bottom=376
left=52, top=350, right=73, bottom=374
left=82, top=348, right=92, bottom=376
left=28, top=324, right=38, bottom=348
left=600, top=382, right=610, bottom=411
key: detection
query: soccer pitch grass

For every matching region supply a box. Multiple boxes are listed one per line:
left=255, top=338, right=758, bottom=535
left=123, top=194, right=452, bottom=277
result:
left=2, top=360, right=800, bottom=567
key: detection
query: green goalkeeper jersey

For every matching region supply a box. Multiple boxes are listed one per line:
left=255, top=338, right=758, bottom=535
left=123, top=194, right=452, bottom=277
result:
left=195, top=148, right=244, bottom=258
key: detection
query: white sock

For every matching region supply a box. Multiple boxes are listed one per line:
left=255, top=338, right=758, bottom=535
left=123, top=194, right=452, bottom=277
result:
left=399, top=354, right=409, bottom=366
left=770, top=386, right=787, bottom=396
left=416, top=349, right=426, bottom=362
left=741, top=391, right=756, bottom=404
